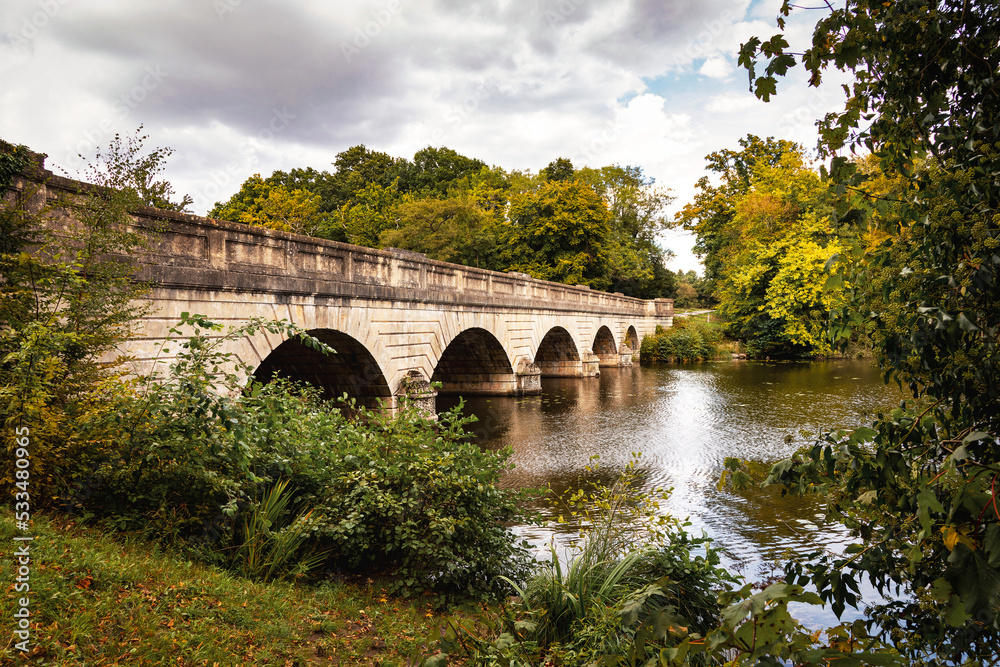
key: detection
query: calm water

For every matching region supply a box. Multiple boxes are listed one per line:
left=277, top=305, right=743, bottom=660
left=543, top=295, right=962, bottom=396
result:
left=439, top=359, right=904, bottom=628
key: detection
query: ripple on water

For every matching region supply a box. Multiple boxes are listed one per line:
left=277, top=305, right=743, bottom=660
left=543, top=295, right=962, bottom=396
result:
left=438, top=359, right=902, bottom=628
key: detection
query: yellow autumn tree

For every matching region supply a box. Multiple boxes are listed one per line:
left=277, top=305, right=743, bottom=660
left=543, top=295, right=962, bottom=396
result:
left=716, top=150, right=851, bottom=357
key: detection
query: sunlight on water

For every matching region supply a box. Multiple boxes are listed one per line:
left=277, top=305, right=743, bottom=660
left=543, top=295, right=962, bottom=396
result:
left=439, top=359, right=904, bottom=629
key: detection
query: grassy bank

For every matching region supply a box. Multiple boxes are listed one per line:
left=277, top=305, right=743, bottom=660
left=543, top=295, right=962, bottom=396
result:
left=0, top=511, right=450, bottom=666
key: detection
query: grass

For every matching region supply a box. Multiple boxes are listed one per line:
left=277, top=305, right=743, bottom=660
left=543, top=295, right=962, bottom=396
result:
left=0, top=510, right=453, bottom=666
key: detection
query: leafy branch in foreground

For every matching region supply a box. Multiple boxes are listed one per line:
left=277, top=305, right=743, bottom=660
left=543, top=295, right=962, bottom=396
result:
left=734, top=1, right=1000, bottom=663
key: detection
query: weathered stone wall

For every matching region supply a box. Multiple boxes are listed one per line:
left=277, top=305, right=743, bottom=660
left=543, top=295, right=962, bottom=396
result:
left=12, top=157, right=674, bottom=412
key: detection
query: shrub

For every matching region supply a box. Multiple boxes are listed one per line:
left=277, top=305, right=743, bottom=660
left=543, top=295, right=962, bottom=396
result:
left=62, top=312, right=537, bottom=598
left=441, top=458, right=735, bottom=665
left=639, top=319, right=724, bottom=363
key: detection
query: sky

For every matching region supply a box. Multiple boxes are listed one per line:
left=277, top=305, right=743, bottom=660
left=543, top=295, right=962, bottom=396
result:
left=1, top=0, right=851, bottom=275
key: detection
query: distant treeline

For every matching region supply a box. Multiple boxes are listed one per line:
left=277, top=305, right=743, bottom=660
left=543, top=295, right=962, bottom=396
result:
left=208, top=146, right=685, bottom=299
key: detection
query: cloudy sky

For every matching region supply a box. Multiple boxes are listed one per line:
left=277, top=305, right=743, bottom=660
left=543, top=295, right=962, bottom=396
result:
left=1, top=0, right=849, bottom=274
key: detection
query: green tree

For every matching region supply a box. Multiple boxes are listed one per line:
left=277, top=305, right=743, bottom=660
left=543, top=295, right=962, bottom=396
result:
left=578, top=164, right=676, bottom=297
left=539, top=157, right=575, bottom=182
left=502, top=180, right=612, bottom=289
left=731, top=1, right=1000, bottom=662
left=337, top=179, right=403, bottom=248
left=1, top=131, right=167, bottom=502
left=715, top=150, right=845, bottom=357
left=673, top=135, right=798, bottom=294
left=395, top=146, right=487, bottom=196
left=209, top=174, right=326, bottom=236
left=327, top=144, right=403, bottom=209
left=379, top=195, right=500, bottom=269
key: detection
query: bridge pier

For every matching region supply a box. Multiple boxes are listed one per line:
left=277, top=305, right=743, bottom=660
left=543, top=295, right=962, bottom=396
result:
left=536, top=352, right=601, bottom=378
left=434, top=358, right=542, bottom=396
left=619, top=343, right=635, bottom=367
left=394, top=370, right=438, bottom=417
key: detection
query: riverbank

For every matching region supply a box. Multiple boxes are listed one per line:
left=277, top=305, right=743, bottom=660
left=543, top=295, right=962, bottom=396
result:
left=0, top=511, right=454, bottom=665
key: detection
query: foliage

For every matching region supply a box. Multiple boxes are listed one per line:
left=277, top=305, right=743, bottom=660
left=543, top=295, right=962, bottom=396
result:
left=54, top=310, right=537, bottom=600
left=303, top=397, right=537, bottom=601
left=396, top=146, right=488, bottom=196
left=0, top=131, right=166, bottom=503
left=673, top=135, right=798, bottom=292
left=230, top=478, right=325, bottom=582
left=435, top=459, right=737, bottom=666
left=208, top=173, right=327, bottom=235
left=0, top=139, right=31, bottom=191
left=639, top=319, right=724, bottom=363
left=0, top=512, right=449, bottom=665
left=679, top=141, right=849, bottom=358
left=82, top=126, right=193, bottom=212
left=215, top=148, right=680, bottom=298
left=728, top=1, right=1000, bottom=663
left=502, top=179, right=613, bottom=289
left=379, top=195, right=501, bottom=269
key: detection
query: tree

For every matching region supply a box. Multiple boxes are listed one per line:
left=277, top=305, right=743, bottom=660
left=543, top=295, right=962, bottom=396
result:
left=578, top=164, right=676, bottom=297
left=327, top=144, right=403, bottom=209
left=336, top=179, right=403, bottom=248
left=395, top=146, right=487, bottom=196
left=1, top=131, right=169, bottom=503
left=731, top=2, right=1000, bottom=662
left=539, top=157, right=575, bottom=182
left=673, top=135, right=798, bottom=294
left=714, top=149, right=846, bottom=358
left=502, top=180, right=612, bottom=289
left=210, top=174, right=325, bottom=236
left=379, top=196, right=500, bottom=269
left=674, top=282, right=698, bottom=308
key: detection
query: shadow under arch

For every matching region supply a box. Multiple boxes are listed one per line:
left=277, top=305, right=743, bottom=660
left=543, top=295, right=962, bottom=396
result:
left=593, top=325, right=618, bottom=366
left=625, top=326, right=639, bottom=353
left=432, top=327, right=518, bottom=395
left=252, top=329, right=391, bottom=410
left=535, top=326, right=582, bottom=377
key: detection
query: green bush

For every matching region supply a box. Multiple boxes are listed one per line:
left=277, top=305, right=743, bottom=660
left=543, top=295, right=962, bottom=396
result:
left=640, top=319, right=724, bottom=363
left=300, top=398, right=537, bottom=600
left=62, top=313, right=537, bottom=598
left=439, top=460, right=735, bottom=665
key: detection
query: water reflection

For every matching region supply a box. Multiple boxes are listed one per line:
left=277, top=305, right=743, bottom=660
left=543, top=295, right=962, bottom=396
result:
left=439, top=360, right=903, bottom=627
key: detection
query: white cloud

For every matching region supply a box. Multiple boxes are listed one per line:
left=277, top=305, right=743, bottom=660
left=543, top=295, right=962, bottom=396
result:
left=0, top=0, right=850, bottom=276
left=699, top=57, right=733, bottom=79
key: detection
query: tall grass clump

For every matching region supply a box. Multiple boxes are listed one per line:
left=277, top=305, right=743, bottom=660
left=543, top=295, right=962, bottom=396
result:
left=439, top=457, right=735, bottom=665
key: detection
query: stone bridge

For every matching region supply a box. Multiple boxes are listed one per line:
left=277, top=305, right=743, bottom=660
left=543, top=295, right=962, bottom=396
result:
left=16, top=158, right=674, bottom=413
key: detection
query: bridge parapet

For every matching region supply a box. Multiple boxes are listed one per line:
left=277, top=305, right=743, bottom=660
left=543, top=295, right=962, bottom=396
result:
left=10, top=154, right=674, bottom=412
left=28, top=167, right=667, bottom=317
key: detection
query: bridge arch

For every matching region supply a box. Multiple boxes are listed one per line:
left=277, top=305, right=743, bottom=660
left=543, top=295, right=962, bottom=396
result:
left=535, top=326, right=585, bottom=377
left=624, top=326, right=639, bottom=353
left=593, top=325, right=619, bottom=367
left=432, top=327, right=518, bottom=395
left=252, top=329, right=392, bottom=410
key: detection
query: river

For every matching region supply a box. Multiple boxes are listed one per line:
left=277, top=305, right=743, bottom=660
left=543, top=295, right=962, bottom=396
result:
left=439, top=358, right=904, bottom=629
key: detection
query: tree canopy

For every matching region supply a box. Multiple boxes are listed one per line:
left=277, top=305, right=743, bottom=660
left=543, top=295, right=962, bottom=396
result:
left=727, top=1, right=1000, bottom=662
left=210, top=147, right=680, bottom=298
